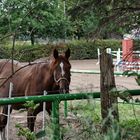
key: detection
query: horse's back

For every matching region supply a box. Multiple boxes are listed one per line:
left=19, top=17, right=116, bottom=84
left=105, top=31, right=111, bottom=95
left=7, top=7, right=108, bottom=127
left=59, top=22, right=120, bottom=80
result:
left=0, top=59, right=20, bottom=71
left=0, top=59, right=21, bottom=98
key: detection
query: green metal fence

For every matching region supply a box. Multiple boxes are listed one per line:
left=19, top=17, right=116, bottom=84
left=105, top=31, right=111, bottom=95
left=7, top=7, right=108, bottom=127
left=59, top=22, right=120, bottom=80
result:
left=0, top=90, right=140, bottom=140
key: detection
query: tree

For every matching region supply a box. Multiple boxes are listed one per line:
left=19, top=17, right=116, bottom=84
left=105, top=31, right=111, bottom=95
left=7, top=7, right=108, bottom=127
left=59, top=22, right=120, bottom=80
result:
left=68, top=0, right=140, bottom=38
left=0, top=0, right=72, bottom=44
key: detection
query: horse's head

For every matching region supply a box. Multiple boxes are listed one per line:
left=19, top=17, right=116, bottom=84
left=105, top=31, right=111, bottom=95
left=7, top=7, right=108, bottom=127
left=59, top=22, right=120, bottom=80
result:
left=51, top=48, right=71, bottom=94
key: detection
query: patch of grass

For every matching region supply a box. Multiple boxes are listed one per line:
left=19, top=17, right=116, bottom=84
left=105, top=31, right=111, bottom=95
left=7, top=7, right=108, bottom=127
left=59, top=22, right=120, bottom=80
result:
left=120, top=120, right=140, bottom=140
left=69, top=99, right=101, bottom=122
left=68, top=99, right=140, bottom=122
left=119, top=103, right=140, bottom=121
left=64, top=99, right=140, bottom=140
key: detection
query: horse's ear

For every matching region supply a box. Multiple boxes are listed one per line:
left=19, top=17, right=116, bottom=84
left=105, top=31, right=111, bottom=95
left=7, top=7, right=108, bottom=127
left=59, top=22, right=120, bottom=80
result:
left=65, top=48, right=70, bottom=59
left=53, top=49, right=59, bottom=59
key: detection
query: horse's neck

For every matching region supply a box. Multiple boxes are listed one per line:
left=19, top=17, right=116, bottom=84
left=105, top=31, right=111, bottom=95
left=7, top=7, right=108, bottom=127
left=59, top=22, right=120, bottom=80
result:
left=42, top=65, right=55, bottom=88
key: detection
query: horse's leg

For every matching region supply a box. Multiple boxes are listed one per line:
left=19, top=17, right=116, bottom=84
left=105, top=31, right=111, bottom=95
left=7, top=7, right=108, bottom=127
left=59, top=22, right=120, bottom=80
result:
left=46, top=102, right=52, bottom=116
left=0, top=128, right=6, bottom=140
left=27, top=108, right=36, bottom=132
left=0, top=106, right=8, bottom=140
left=27, top=102, right=53, bottom=132
left=27, top=105, right=42, bottom=132
left=0, top=131, right=4, bottom=140
left=0, top=131, right=3, bottom=140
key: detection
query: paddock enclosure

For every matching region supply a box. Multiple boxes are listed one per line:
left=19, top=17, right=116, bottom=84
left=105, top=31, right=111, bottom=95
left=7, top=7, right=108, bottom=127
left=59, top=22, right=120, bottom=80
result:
left=1, top=59, right=140, bottom=139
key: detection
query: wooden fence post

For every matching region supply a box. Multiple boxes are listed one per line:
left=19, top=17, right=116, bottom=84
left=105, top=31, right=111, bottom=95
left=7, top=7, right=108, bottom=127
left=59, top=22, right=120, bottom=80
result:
left=100, top=50, right=119, bottom=131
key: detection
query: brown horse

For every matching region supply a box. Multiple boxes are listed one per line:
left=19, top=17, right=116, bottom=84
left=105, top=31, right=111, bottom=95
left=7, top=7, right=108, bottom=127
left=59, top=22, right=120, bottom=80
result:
left=0, top=48, right=71, bottom=139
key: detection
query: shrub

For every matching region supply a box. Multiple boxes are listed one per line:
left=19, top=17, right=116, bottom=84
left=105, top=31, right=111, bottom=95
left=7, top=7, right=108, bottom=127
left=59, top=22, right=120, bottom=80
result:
left=0, top=39, right=123, bottom=61
left=67, top=39, right=121, bottom=59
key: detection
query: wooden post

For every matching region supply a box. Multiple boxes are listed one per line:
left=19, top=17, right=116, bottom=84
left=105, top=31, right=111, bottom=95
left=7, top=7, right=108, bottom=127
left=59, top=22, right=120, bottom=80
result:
left=100, top=50, right=119, bottom=132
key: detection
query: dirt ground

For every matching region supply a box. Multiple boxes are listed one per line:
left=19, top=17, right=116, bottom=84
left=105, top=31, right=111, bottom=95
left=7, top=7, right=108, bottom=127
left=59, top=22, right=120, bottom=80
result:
left=7, top=59, right=140, bottom=139
left=70, top=59, right=140, bottom=92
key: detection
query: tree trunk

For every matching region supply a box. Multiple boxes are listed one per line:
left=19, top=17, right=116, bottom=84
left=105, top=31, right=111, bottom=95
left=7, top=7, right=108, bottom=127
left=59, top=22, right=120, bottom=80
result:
left=29, top=27, right=35, bottom=46
left=31, top=32, right=34, bottom=46
left=100, top=49, right=119, bottom=132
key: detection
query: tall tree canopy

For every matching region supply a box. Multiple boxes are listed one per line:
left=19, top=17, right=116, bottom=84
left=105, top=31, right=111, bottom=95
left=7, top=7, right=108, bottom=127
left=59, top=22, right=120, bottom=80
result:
left=0, top=0, right=72, bottom=44
left=68, top=0, right=140, bottom=38
left=0, top=0, right=140, bottom=41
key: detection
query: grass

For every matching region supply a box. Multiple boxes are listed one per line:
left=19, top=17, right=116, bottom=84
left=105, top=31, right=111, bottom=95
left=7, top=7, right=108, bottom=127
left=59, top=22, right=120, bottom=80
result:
left=119, top=103, right=140, bottom=121
left=59, top=99, right=140, bottom=140
left=68, top=99, right=140, bottom=120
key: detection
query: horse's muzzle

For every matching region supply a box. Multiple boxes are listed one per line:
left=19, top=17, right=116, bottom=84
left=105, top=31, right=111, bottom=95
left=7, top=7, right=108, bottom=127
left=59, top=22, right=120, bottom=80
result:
left=59, top=86, right=69, bottom=94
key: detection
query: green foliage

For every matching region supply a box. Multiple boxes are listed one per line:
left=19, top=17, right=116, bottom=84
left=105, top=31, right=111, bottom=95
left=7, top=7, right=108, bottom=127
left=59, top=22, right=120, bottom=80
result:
left=14, top=44, right=52, bottom=62
left=134, top=40, right=140, bottom=49
left=1, top=0, right=140, bottom=41
left=0, top=0, right=73, bottom=44
left=57, top=39, right=120, bottom=60
left=120, top=120, right=140, bottom=140
left=103, top=121, right=120, bottom=140
left=0, top=45, right=11, bottom=59
left=1, top=39, right=122, bottom=61
left=3, top=38, right=140, bottom=62
left=68, top=0, right=140, bottom=38
left=35, top=130, right=46, bottom=139
left=16, top=101, right=47, bottom=139
left=33, top=100, right=140, bottom=140
left=23, top=101, right=39, bottom=110
left=67, top=39, right=121, bottom=59
left=65, top=100, right=140, bottom=140
left=109, top=87, right=133, bottom=103
left=123, top=70, right=140, bottom=86
left=68, top=40, right=98, bottom=59
left=16, top=124, right=36, bottom=140
left=117, top=90, right=132, bottom=103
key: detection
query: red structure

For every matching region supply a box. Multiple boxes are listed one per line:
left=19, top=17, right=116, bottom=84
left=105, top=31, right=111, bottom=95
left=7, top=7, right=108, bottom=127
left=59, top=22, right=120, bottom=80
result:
left=121, top=38, right=140, bottom=71
left=122, top=39, right=133, bottom=62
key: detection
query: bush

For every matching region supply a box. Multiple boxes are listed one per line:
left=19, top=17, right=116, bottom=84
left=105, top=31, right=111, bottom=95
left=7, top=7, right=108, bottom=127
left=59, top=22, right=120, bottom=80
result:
left=8, top=43, right=69, bottom=62
left=67, top=39, right=121, bottom=59
left=0, top=39, right=122, bottom=61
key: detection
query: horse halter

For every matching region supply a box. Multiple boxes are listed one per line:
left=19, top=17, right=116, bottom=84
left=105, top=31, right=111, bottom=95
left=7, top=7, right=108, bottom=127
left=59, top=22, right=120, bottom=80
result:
left=53, top=70, right=69, bottom=84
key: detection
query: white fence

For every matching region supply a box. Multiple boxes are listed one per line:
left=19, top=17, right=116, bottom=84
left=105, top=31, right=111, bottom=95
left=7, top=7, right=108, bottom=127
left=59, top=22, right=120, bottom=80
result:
left=97, top=48, right=140, bottom=71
